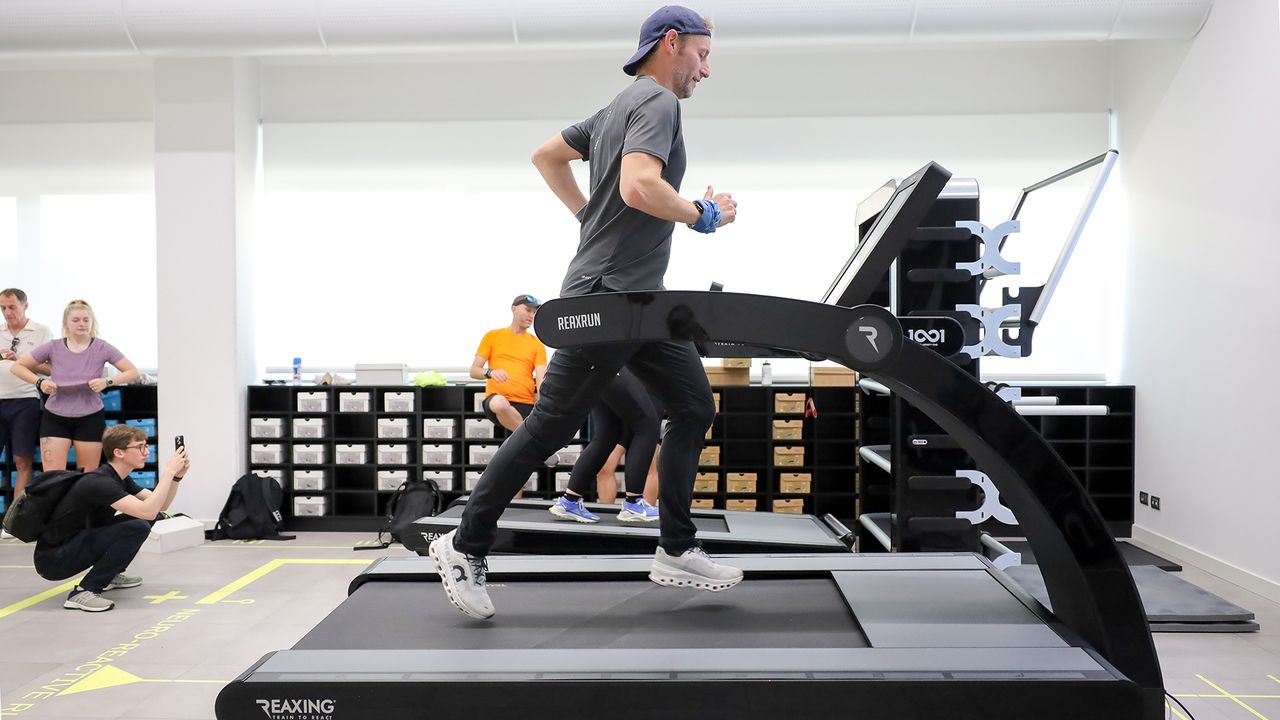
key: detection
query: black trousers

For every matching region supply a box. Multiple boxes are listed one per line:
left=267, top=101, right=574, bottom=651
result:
left=567, top=368, right=660, bottom=498
left=34, top=517, right=150, bottom=593
left=457, top=340, right=714, bottom=557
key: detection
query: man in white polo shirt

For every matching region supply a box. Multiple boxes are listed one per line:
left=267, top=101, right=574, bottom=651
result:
left=0, top=288, right=53, bottom=499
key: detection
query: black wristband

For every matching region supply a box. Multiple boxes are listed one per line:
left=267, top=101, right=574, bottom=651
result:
left=172, top=476, right=183, bottom=483
left=483, top=369, right=491, bottom=379
left=35, top=378, right=44, bottom=391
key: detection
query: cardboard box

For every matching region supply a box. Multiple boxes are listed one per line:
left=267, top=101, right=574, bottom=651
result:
left=378, top=418, right=410, bottom=439
left=721, top=357, right=751, bottom=368
left=255, top=469, right=284, bottom=487
left=293, top=444, right=327, bottom=465
left=772, top=419, right=803, bottom=440
left=251, top=443, right=284, bottom=465
left=293, top=417, right=327, bottom=439
left=296, top=391, right=328, bottom=413
left=469, top=445, right=498, bottom=465
left=384, top=391, right=415, bottom=413
left=422, top=444, right=453, bottom=465
left=556, top=445, right=582, bottom=467
left=140, top=516, right=205, bottom=554
left=338, top=391, right=371, bottom=413
left=423, top=470, right=453, bottom=490
left=334, top=444, right=366, bottom=465
left=774, top=445, right=805, bottom=467
left=779, top=472, right=813, bottom=494
left=774, top=392, right=806, bottom=414
left=693, top=472, right=719, bottom=493
left=773, top=499, right=805, bottom=514
left=726, top=472, right=757, bottom=493
left=691, top=499, right=715, bottom=509
left=378, top=469, right=408, bottom=491
left=356, top=363, right=408, bottom=386
left=698, top=445, right=720, bottom=466
left=465, top=418, right=495, bottom=439
left=810, top=365, right=858, bottom=387
left=250, top=418, right=284, bottom=439
left=294, top=469, right=327, bottom=491
left=726, top=499, right=757, bottom=512
left=377, top=443, right=412, bottom=465
left=293, top=496, right=328, bottom=517
left=712, top=392, right=720, bottom=412
left=704, top=367, right=749, bottom=386
left=465, top=471, right=537, bottom=492
left=423, top=418, right=455, bottom=438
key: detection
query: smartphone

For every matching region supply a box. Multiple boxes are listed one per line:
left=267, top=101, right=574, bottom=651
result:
left=174, top=435, right=185, bottom=451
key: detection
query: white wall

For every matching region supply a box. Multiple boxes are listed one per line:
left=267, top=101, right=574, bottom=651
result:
left=1114, top=0, right=1280, bottom=594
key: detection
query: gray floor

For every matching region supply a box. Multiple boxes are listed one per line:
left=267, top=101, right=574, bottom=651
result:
left=1, top=533, right=1277, bottom=720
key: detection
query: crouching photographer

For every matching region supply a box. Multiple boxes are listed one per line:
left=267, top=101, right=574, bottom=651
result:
left=33, top=425, right=190, bottom=612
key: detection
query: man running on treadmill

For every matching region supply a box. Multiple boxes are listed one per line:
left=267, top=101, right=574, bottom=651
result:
left=430, top=5, right=741, bottom=619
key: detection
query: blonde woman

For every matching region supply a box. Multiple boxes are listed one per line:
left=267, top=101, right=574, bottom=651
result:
left=11, top=300, right=140, bottom=472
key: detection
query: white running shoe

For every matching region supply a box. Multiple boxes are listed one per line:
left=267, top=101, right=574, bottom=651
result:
left=649, top=546, right=743, bottom=592
left=428, top=530, right=495, bottom=619
left=618, top=497, right=659, bottom=523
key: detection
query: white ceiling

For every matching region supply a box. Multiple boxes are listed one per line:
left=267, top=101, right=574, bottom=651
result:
left=0, top=0, right=1214, bottom=58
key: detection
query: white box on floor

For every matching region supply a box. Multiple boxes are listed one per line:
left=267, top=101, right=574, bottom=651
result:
left=378, top=469, right=408, bottom=491
left=356, top=363, right=408, bottom=386
left=377, top=418, right=410, bottom=439
left=293, top=496, right=328, bottom=517
left=293, top=444, right=327, bottom=465
left=296, top=391, right=328, bottom=412
left=338, top=391, right=371, bottom=412
left=464, top=418, right=495, bottom=439
left=378, top=443, right=411, bottom=465
left=140, top=516, right=205, bottom=554
left=251, top=443, right=284, bottom=465
left=422, top=418, right=455, bottom=438
left=336, top=444, right=368, bottom=465
left=293, top=417, right=327, bottom=439
left=422, top=444, right=453, bottom=465
left=250, top=418, right=284, bottom=439
left=469, top=445, right=498, bottom=465
left=294, top=469, right=327, bottom=491
left=384, top=391, right=415, bottom=413
left=423, top=470, right=452, bottom=490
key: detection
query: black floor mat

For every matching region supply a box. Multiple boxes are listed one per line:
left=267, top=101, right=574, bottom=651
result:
left=1002, top=540, right=1182, bottom=572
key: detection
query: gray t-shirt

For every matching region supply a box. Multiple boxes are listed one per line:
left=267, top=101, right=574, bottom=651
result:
left=559, top=76, right=687, bottom=297
left=30, top=338, right=125, bottom=418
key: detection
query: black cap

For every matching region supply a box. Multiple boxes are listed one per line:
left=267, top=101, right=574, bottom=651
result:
left=623, top=6, right=712, bottom=76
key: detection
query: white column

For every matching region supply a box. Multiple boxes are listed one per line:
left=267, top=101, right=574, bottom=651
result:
left=154, top=59, right=259, bottom=523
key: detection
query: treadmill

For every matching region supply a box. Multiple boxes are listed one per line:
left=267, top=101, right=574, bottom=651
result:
left=400, top=498, right=856, bottom=555
left=216, top=162, right=1164, bottom=720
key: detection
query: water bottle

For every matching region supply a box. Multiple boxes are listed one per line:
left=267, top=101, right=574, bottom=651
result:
left=761, top=360, right=773, bottom=386
left=292, top=357, right=302, bottom=383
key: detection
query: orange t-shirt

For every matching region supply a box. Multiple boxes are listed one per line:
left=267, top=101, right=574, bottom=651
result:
left=476, top=328, right=547, bottom=404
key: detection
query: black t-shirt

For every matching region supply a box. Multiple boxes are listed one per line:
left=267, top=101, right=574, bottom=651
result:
left=43, top=465, right=145, bottom=544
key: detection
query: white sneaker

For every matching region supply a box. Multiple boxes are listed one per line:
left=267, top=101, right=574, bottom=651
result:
left=650, top=546, right=743, bottom=592
left=64, top=588, right=115, bottom=612
left=103, top=573, right=142, bottom=591
left=428, top=530, right=495, bottom=619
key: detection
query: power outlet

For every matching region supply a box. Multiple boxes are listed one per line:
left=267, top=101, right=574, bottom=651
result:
left=1139, top=492, right=1149, bottom=506
left=1150, top=496, right=1161, bottom=511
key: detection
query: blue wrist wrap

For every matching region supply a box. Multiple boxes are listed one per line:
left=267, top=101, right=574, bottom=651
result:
left=690, top=199, right=721, bottom=234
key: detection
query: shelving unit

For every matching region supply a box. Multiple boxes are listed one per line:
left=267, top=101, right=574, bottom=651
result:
left=0, top=385, right=159, bottom=513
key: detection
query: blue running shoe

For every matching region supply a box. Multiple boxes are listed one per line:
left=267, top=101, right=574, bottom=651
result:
left=618, top=498, right=659, bottom=523
left=549, top=496, right=600, bottom=523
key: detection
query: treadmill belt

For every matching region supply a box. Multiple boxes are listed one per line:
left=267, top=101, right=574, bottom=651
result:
left=297, top=578, right=869, bottom=650
left=444, top=504, right=731, bottom=533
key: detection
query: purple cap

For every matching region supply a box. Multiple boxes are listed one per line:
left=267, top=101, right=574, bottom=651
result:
left=623, top=6, right=711, bottom=76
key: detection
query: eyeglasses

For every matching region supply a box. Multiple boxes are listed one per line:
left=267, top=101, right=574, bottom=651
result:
left=125, top=442, right=150, bottom=453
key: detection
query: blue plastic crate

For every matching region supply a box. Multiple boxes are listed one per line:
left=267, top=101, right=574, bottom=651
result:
left=125, top=418, right=157, bottom=438
left=130, top=470, right=157, bottom=489
left=101, top=389, right=122, bottom=412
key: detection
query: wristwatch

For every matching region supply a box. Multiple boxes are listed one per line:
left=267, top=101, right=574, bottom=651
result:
left=483, top=369, right=492, bottom=379
left=105, top=378, right=114, bottom=387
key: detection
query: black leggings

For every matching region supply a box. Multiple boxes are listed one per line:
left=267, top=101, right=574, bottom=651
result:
left=566, top=369, right=659, bottom=498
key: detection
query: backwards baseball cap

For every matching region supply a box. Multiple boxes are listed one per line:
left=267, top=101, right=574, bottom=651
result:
left=512, top=294, right=541, bottom=308
left=623, top=5, right=712, bottom=76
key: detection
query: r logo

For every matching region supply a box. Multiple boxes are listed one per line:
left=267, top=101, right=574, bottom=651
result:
left=859, top=325, right=880, bottom=353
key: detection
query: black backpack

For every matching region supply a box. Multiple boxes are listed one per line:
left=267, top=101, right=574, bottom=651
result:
left=2, top=470, right=86, bottom=543
left=358, top=477, right=442, bottom=550
left=207, top=473, right=296, bottom=541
